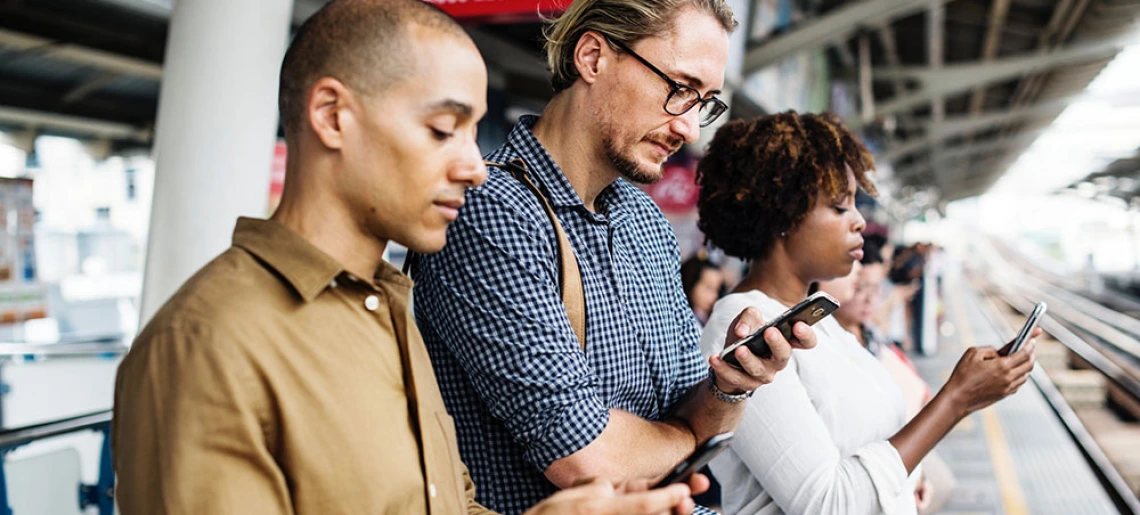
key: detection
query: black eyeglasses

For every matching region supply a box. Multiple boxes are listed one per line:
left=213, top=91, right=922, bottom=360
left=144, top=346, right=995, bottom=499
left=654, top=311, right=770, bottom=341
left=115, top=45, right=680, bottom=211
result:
left=607, top=37, right=728, bottom=127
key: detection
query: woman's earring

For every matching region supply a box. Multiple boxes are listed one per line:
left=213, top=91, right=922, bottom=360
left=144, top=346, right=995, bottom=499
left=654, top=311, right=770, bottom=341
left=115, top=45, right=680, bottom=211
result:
left=780, top=232, right=787, bottom=237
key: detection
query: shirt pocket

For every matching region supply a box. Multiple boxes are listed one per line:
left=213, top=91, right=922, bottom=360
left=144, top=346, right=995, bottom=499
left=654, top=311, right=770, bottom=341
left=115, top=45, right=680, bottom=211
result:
left=427, top=410, right=468, bottom=513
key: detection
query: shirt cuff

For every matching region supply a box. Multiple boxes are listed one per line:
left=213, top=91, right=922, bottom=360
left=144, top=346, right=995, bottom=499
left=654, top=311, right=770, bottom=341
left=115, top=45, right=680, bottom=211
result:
left=853, top=440, right=910, bottom=515
left=523, top=395, right=609, bottom=472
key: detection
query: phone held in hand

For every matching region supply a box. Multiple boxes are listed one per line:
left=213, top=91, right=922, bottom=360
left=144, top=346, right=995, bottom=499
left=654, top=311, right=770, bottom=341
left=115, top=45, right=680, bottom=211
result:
left=652, top=432, right=734, bottom=489
left=1001, top=302, right=1046, bottom=356
left=719, top=292, right=840, bottom=367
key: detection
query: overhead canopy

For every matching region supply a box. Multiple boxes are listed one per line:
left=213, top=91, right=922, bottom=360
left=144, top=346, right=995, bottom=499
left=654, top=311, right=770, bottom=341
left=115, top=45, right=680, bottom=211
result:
left=1061, top=148, right=1140, bottom=206
left=747, top=0, right=1140, bottom=202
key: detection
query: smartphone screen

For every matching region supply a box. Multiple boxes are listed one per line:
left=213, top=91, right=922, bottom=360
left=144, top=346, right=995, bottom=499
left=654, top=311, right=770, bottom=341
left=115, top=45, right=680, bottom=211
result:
left=720, top=292, right=840, bottom=367
left=1002, top=302, right=1046, bottom=356
left=652, top=432, right=734, bottom=488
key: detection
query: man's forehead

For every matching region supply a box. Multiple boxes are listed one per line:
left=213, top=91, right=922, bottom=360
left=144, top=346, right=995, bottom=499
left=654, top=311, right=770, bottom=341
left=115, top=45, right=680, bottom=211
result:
left=637, top=18, right=729, bottom=92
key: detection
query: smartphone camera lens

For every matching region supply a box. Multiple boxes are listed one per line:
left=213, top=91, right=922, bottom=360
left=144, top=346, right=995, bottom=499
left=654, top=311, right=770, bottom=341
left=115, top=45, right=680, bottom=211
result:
left=812, top=308, right=825, bottom=317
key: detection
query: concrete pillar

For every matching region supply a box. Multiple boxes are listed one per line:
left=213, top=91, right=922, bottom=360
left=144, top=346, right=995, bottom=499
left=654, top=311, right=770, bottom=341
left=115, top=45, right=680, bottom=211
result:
left=139, top=0, right=293, bottom=324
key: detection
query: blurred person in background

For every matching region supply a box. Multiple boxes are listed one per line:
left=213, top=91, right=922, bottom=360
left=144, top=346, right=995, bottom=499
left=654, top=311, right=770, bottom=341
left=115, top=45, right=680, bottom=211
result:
left=888, top=244, right=926, bottom=350
left=695, top=111, right=1038, bottom=515
left=681, top=252, right=725, bottom=329
left=821, top=243, right=957, bottom=513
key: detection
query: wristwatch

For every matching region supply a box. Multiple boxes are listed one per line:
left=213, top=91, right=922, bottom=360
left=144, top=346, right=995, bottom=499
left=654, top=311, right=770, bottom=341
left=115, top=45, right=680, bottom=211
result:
left=708, top=368, right=753, bottom=404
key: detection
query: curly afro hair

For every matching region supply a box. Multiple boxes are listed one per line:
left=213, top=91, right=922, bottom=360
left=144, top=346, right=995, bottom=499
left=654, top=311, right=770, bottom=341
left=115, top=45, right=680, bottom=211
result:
left=696, top=111, right=877, bottom=261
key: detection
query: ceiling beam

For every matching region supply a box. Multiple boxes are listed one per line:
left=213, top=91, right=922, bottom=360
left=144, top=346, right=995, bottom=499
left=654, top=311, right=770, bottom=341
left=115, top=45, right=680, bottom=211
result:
left=742, top=0, right=953, bottom=73
left=894, top=131, right=1041, bottom=178
left=927, top=1, right=945, bottom=124
left=968, top=0, right=1011, bottom=115
left=0, top=105, right=150, bottom=140
left=872, top=32, right=1133, bottom=116
left=880, top=88, right=1140, bottom=161
left=0, top=28, right=162, bottom=80
left=60, top=72, right=122, bottom=105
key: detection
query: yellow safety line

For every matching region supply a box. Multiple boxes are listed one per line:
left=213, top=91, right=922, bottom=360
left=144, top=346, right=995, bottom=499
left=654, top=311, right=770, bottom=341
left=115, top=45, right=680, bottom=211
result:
left=948, top=281, right=1028, bottom=515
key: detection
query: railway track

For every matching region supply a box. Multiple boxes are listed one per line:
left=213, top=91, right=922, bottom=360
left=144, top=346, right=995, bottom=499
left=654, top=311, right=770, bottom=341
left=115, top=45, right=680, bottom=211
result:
left=968, top=238, right=1140, bottom=513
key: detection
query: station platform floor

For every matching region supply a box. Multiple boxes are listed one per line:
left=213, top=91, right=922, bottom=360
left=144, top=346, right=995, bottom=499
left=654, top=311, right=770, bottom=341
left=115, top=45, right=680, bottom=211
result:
left=910, top=279, right=1119, bottom=514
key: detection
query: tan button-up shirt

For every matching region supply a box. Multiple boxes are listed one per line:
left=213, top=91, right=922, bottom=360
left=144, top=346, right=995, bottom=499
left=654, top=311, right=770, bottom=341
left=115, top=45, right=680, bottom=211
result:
left=113, top=217, right=494, bottom=515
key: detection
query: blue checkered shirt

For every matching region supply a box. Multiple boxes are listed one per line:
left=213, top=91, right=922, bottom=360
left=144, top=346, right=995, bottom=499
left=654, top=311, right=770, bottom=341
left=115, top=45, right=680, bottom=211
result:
left=411, top=116, right=709, bottom=515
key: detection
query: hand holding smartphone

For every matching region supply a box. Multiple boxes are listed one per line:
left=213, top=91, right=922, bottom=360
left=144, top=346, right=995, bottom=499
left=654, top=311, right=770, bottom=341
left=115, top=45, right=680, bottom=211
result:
left=1000, top=302, right=1046, bottom=356
left=719, top=292, right=840, bottom=368
left=652, top=433, right=733, bottom=488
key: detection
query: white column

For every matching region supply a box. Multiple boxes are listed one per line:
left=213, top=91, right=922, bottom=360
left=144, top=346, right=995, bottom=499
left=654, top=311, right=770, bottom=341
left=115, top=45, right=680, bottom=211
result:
left=139, top=0, right=293, bottom=325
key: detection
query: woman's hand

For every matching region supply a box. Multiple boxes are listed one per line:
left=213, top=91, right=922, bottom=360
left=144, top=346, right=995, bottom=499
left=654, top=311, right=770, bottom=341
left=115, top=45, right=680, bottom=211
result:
left=914, top=475, right=933, bottom=511
left=943, top=328, right=1039, bottom=416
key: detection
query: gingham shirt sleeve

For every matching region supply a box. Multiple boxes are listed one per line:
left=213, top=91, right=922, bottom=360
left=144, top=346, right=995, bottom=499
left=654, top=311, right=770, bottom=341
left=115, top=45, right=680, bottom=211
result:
left=415, top=187, right=609, bottom=472
left=665, top=237, right=708, bottom=413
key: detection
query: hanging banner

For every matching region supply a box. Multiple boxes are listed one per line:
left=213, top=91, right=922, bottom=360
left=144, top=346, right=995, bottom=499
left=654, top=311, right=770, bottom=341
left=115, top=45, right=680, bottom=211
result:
left=424, top=0, right=573, bottom=22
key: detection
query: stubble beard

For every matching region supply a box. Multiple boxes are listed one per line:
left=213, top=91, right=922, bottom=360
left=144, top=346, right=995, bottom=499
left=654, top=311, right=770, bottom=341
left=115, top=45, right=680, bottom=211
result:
left=601, top=124, right=665, bottom=185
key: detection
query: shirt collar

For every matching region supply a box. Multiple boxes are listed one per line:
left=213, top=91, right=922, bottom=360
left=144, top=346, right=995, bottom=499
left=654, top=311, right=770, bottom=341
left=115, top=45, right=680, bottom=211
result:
left=232, top=217, right=345, bottom=302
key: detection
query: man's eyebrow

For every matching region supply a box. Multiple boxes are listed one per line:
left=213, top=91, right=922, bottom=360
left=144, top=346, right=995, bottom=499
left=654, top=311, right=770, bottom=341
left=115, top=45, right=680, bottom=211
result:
left=425, top=99, right=473, bottom=118
left=674, top=71, right=721, bottom=96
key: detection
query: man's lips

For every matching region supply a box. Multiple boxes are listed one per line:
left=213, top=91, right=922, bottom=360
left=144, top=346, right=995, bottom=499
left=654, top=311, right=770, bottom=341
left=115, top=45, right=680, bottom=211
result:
left=647, top=138, right=681, bottom=157
left=434, top=199, right=464, bottom=221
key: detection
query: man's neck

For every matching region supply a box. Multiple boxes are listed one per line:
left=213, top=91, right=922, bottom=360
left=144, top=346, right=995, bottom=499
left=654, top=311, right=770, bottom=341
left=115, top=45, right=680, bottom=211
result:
left=531, top=94, right=619, bottom=212
left=270, top=170, right=388, bottom=281
left=732, top=251, right=811, bottom=307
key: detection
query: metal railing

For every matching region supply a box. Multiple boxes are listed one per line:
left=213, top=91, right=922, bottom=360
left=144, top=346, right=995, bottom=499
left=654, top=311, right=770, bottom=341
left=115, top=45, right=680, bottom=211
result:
left=0, top=341, right=128, bottom=359
left=0, top=337, right=126, bottom=515
left=0, top=410, right=115, bottom=515
left=977, top=278, right=1140, bottom=514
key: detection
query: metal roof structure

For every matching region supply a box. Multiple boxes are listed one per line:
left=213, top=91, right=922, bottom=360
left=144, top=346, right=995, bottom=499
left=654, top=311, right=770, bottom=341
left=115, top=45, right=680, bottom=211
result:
left=0, top=0, right=325, bottom=148
left=798, top=0, right=1140, bottom=202
left=1062, top=147, right=1140, bottom=205
left=1, top=0, right=1138, bottom=202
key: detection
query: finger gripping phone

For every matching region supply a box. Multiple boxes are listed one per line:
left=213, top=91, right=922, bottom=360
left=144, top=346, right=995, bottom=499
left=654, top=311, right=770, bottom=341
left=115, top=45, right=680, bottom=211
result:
left=652, top=432, right=734, bottom=488
left=1002, top=302, right=1047, bottom=356
left=719, top=291, right=840, bottom=368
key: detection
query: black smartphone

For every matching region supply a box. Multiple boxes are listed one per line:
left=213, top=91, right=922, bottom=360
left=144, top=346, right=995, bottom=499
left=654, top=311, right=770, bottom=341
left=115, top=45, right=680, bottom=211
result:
left=1001, top=302, right=1047, bottom=356
left=719, top=291, right=840, bottom=367
left=651, top=432, right=734, bottom=488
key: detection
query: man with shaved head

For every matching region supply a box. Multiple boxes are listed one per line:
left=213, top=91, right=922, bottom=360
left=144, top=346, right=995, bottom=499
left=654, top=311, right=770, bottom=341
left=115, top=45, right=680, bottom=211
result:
left=112, top=1, right=702, bottom=513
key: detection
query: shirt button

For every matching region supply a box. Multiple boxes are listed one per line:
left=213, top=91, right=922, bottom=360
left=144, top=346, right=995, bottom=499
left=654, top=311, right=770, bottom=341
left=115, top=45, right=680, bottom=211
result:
left=364, top=295, right=380, bottom=311
left=329, top=278, right=338, bottom=288
left=428, top=483, right=437, bottom=498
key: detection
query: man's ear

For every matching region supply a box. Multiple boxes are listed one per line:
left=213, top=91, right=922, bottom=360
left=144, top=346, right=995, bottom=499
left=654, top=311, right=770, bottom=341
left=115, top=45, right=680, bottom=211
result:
left=574, top=30, right=611, bottom=85
left=306, top=77, right=353, bottom=150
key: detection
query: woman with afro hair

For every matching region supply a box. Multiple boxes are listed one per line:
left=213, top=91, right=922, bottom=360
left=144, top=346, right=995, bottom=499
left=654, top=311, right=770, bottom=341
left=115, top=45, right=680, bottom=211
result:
left=695, top=111, right=1037, bottom=515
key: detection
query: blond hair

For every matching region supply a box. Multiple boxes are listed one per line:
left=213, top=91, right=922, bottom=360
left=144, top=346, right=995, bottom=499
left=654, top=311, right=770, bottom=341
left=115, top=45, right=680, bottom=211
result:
left=543, top=0, right=737, bottom=93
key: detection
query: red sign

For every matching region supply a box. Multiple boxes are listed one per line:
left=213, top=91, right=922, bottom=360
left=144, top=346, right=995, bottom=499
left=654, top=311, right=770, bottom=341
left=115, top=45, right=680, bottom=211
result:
left=424, top=0, right=572, bottom=22
left=645, top=162, right=700, bottom=214
left=268, top=140, right=287, bottom=214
